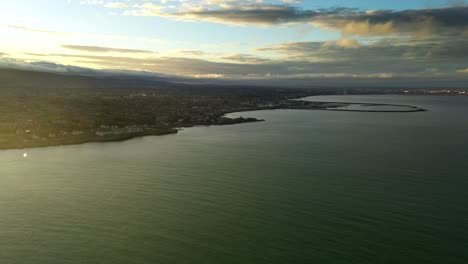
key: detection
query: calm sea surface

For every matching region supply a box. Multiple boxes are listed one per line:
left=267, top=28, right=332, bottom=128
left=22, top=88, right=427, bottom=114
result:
left=1, top=95, right=468, bottom=264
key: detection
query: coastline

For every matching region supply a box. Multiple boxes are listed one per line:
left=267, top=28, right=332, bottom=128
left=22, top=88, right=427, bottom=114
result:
left=0, top=97, right=426, bottom=151
left=320, top=102, right=426, bottom=113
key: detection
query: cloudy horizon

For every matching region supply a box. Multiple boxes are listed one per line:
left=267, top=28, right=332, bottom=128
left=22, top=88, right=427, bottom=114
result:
left=0, top=0, right=467, bottom=87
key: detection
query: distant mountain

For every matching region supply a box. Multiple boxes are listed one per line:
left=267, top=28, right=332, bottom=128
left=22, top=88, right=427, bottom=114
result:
left=1, top=60, right=466, bottom=90
left=0, top=68, right=303, bottom=96
left=0, top=67, right=177, bottom=95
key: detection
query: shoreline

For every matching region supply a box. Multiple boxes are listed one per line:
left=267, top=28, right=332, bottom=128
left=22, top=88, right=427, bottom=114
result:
left=321, top=102, right=426, bottom=113
left=0, top=97, right=426, bottom=151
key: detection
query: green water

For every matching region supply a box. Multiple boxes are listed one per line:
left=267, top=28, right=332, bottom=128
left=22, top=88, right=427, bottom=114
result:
left=1, top=95, right=468, bottom=264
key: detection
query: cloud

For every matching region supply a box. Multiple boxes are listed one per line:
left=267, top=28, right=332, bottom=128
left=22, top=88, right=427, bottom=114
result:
left=14, top=32, right=464, bottom=81
left=316, top=7, right=468, bottom=37
left=61, top=45, right=154, bottom=54
left=9, top=19, right=467, bottom=86
left=0, top=58, right=100, bottom=75
left=5, top=24, right=69, bottom=35
left=22, top=41, right=464, bottom=79
left=3, top=54, right=394, bottom=80
left=118, top=4, right=468, bottom=38
left=222, top=54, right=271, bottom=64
left=323, top=38, right=360, bottom=49
left=170, top=4, right=308, bottom=25
left=104, top=2, right=130, bottom=8
left=2, top=2, right=465, bottom=88
left=4, top=54, right=466, bottom=88
left=257, top=38, right=468, bottom=61
left=122, top=4, right=356, bottom=26
left=177, top=50, right=208, bottom=56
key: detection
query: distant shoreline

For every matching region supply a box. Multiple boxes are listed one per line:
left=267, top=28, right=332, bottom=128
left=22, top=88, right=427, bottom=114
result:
left=320, top=102, right=426, bottom=113
left=0, top=96, right=426, bottom=151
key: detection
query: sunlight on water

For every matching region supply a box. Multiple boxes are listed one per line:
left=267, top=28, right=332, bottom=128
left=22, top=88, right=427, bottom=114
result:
left=1, top=95, right=468, bottom=264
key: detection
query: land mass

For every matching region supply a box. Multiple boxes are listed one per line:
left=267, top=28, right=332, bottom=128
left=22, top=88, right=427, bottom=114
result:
left=0, top=69, right=425, bottom=150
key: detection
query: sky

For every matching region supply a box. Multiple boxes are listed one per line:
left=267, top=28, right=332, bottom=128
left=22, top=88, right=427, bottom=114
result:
left=0, top=0, right=467, bottom=86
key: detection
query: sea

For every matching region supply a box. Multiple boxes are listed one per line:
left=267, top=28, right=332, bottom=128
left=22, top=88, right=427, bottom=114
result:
left=1, top=95, right=467, bottom=264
